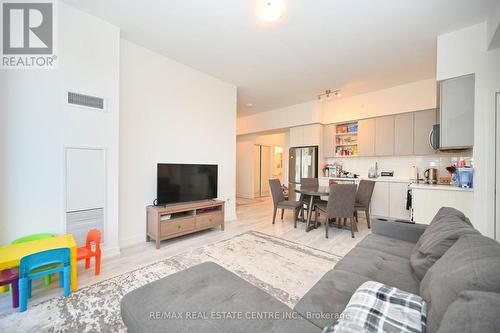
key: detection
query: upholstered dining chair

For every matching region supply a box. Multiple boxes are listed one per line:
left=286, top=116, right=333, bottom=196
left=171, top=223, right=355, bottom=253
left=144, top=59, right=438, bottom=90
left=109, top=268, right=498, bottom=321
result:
left=269, top=179, right=303, bottom=228
left=314, top=184, right=357, bottom=238
left=353, top=180, right=376, bottom=229
left=300, top=177, right=319, bottom=220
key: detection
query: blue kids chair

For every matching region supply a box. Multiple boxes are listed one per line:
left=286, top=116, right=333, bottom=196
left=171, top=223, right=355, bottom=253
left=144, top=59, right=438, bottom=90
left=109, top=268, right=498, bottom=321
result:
left=18, top=248, right=71, bottom=312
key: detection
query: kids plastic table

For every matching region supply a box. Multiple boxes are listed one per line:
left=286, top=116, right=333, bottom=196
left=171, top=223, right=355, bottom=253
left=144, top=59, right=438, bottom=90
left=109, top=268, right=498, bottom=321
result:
left=0, top=234, right=78, bottom=291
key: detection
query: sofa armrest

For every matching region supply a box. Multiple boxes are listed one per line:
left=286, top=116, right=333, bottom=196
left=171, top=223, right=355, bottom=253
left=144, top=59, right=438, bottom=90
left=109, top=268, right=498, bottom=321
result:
left=372, top=220, right=427, bottom=243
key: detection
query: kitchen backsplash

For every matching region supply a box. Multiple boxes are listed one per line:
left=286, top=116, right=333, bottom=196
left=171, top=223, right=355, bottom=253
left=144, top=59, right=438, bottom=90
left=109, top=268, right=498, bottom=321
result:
left=324, top=150, right=473, bottom=180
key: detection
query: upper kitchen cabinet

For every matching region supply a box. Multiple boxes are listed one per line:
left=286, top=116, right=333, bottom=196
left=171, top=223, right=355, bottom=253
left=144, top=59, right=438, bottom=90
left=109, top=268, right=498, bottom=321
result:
left=439, top=74, right=475, bottom=149
left=323, top=124, right=336, bottom=157
left=394, top=113, right=414, bottom=156
left=289, top=124, right=323, bottom=147
left=375, top=116, right=395, bottom=156
left=358, top=118, right=375, bottom=156
left=414, top=109, right=437, bottom=155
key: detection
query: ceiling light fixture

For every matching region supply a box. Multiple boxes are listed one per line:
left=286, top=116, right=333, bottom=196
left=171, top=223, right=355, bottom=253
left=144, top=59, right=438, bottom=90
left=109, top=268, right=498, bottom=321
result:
left=256, top=0, right=285, bottom=23
left=318, top=89, right=341, bottom=102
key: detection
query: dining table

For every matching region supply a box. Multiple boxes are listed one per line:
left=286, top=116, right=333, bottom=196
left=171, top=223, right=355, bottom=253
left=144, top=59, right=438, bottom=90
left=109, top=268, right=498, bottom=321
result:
left=0, top=234, right=78, bottom=292
left=295, top=185, right=331, bottom=232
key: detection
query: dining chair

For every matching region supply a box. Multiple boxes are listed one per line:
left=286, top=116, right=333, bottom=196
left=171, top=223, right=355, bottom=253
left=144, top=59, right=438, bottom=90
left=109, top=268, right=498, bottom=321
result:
left=269, top=179, right=303, bottom=228
left=0, top=268, right=19, bottom=308
left=12, top=233, right=56, bottom=286
left=300, top=178, right=319, bottom=220
left=314, top=184, right=357, bottom=238
left=353, top=180, right=376, bottom=228
left=19, top=248, right=71, bottom=312
left=77, top=229, right=101, bottom=276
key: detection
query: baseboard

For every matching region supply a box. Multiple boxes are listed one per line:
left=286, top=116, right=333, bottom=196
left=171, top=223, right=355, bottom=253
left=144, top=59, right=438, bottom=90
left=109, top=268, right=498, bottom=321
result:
left=236, top=194, right=254, bottom=199
left=101, top=245, right=121, bottom=258
left=119, top=234, right=146, bottom=248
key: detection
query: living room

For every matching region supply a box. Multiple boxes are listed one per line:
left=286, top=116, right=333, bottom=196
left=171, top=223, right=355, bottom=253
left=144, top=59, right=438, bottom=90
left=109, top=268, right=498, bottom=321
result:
left=0, top=0, right=500, bottom=332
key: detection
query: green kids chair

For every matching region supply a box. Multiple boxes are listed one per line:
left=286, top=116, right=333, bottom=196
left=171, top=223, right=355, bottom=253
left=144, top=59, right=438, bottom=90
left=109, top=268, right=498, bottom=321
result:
left=12, top=233, right=56, bottom=286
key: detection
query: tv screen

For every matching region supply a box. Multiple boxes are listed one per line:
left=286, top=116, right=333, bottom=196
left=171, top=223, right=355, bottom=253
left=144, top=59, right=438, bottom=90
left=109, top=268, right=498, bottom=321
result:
left=157, top=164, right=218, bottom=205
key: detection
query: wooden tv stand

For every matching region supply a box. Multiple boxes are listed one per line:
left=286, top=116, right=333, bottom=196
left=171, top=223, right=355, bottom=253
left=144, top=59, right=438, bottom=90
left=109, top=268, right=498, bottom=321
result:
left=146, top=200, right=225, bottom=249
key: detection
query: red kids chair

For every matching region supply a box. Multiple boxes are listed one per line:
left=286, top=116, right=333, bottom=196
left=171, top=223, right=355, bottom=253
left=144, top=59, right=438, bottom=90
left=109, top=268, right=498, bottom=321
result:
left=77, top=229, right=101, bottom=275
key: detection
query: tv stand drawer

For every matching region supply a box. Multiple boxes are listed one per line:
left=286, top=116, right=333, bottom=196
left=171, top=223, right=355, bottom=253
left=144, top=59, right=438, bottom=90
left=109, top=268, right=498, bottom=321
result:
left=196, top=212, right=223, bottom=229
left=161, top=217, right=195, bottom=236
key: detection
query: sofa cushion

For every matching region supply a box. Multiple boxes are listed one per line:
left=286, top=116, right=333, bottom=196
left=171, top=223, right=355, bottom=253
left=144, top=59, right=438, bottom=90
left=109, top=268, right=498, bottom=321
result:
left=294, top=246, right=420, bottom=329
left=293, top=269, right=372, bottom=329
left=334, top=247, right=420, bottom=294
left=437, top=291, right=500, bottom=333
left=410, top=207, right=478, bottom=280
left=357, top=234, right=415, bottom=259
left=121, top=262, right=320, bottom=333
left=420, top=234, right=500, bottom=333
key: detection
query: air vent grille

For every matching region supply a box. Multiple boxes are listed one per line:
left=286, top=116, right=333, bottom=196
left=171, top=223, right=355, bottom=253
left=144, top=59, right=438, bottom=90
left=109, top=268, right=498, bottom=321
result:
left=68, top=92, right=105, bottom=110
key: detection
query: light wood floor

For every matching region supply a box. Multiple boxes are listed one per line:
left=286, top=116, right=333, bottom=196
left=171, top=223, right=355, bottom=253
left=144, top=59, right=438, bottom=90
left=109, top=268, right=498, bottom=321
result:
left=0, top=197, right=371, bottom=315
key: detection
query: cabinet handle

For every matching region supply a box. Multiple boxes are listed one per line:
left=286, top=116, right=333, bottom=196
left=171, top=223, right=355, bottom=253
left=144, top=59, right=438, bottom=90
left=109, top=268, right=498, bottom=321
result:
left=429, top=129, right=434, bottom=149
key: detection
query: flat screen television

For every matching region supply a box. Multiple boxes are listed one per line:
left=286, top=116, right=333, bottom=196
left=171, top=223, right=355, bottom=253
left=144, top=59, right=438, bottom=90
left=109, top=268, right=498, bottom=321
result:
left=157, top=164, right=218, bottom=205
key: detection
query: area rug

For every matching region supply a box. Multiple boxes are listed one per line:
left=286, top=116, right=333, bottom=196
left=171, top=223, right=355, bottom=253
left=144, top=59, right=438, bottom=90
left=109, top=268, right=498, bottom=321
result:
left=0, top=231, right=341, bottom=332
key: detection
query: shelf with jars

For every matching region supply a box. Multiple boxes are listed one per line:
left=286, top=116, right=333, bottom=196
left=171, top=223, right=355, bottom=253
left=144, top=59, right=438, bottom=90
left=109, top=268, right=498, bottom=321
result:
left=334, top=122, right=358, bottom=157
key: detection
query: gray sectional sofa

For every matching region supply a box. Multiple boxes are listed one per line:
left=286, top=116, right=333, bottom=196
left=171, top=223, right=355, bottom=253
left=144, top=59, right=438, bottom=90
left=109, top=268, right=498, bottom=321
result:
left=121, top=207, right=500, bottom=333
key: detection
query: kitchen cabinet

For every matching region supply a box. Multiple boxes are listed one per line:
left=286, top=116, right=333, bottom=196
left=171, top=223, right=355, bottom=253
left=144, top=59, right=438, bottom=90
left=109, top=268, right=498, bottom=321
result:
left=370, top=181, right=411, bottom=219
left=370, top=182, right=390, bottom=217
left=358, top=118, right=375, bottom=156
left=389, top=182, right=411, bottom=220
left=414, top=109, right=437, bottom=155
left=323, top=124, right=336, bottom=157
left=439, top=74, right=474, bottom=149
left=375, top=116, right=395, bottom=156
left=411, top=186, right=473, bottom=224
left=289, top=127, right=303, bottom=147
left=394, top=113, right=414, bottom=156
left=290, top=124, right=322, bottom=147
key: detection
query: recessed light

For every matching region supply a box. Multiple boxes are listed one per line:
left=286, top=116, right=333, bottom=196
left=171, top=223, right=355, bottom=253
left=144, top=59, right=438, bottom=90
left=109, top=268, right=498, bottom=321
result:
left=246, top=103, right=254, bottom=107
left=256, top=0, right=284, bottom=23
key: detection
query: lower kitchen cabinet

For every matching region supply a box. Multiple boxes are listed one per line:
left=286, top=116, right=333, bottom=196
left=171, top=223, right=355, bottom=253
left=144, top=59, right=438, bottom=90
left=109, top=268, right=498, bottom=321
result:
left=370, top=182, right=390, bottom=217
left=370, top=181, right=411, bottom=220
left=411, top=186, right=474, bottom=224
left=389, top=182, right=411, bottom=220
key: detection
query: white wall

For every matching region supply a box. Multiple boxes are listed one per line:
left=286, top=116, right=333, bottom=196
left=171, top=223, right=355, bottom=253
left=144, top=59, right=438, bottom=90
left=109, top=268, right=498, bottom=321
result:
left=0, top=3, right=120, bottom=254
left=322, top=79, right=437, bottom=124
left=237, top=78, right=436, bottom=135
left=237, top=100, right=322, bottom=135
left=437, top=22, right=500, bottom=237
left=119, top=40, right=237, bottom=247
left=236, top=134, right=257, bottom=198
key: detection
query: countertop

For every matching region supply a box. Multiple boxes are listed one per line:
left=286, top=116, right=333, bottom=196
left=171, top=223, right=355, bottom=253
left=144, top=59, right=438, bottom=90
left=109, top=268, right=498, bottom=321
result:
left=319, top=176, right=411, bottom=184
left=409, top=183, right=474, bottom=192
left=320, top=177, right=474, bottom=192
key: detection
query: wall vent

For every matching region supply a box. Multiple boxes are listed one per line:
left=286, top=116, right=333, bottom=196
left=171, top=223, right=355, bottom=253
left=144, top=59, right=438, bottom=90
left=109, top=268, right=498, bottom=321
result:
left=67, top=91, right=105, bottom=111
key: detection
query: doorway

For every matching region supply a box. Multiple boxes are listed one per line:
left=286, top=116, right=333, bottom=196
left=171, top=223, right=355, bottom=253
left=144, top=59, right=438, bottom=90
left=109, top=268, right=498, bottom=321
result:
left=253, top=145, right=271, bottom=198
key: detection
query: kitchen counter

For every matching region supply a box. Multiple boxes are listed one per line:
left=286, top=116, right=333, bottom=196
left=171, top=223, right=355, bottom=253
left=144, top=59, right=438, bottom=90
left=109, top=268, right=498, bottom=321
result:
left=320, top=176, right=410, bottom=184
left=409, top=183, right=473, bottom=192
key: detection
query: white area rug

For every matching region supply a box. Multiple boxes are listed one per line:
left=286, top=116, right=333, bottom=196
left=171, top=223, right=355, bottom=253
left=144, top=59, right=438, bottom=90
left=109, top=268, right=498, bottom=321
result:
left=0, top=231, right=341, bottom=332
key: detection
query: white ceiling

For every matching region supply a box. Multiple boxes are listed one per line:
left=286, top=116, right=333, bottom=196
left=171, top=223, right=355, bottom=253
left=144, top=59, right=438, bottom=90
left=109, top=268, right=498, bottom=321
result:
left=62, top=0, right=496, bottom=116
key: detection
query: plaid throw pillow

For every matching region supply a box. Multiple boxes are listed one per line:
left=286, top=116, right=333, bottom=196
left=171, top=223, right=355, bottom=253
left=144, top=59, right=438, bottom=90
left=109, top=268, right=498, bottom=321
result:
left=323, top=281, right=427, bottom=333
